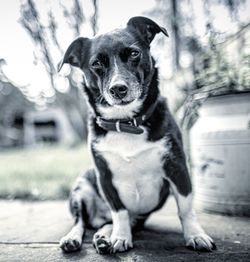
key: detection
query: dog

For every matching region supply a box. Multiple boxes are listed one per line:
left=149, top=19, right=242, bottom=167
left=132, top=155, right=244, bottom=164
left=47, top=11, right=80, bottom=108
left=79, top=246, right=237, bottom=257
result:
left=58, top=16, right=216, bottom=254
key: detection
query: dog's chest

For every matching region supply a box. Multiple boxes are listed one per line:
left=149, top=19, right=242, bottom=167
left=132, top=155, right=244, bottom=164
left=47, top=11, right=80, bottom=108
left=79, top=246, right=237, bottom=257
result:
left=94, top=131, right=167, bottom=214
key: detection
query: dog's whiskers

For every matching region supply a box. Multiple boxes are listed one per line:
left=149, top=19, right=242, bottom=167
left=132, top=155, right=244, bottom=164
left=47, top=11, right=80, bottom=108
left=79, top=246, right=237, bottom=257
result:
left=97, top=94, right=106, bottom=104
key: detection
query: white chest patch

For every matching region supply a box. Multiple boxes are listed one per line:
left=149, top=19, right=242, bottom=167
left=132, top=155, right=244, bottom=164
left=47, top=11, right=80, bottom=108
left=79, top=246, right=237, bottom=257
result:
left=94, top=129, right=169, bottom=214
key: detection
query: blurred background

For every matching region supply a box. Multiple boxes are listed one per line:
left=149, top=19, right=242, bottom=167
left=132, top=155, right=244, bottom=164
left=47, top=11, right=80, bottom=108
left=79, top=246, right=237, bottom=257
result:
left=0, top=0, right=249, bottom=213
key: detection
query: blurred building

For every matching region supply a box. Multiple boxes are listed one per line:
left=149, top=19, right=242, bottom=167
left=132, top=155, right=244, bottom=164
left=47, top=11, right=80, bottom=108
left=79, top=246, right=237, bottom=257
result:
left=24, top=108, right=79, bottom=146
left=0, top=79, right=80, bottom=148
left=0, top=79, right=33, bottom=147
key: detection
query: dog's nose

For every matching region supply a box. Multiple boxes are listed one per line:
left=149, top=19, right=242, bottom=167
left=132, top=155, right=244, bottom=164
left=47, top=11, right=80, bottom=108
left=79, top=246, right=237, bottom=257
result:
left=109, top=85, right=128, bottom=99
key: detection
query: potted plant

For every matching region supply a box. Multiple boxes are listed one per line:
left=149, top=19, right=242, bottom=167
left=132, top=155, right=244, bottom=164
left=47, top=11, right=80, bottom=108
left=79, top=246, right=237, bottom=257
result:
left=183, top=23, right=250, bottom=216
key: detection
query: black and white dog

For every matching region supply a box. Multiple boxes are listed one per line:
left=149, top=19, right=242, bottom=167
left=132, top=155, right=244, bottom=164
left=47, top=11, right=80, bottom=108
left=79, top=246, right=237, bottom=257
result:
left=58, top=16, right=216, bottom=254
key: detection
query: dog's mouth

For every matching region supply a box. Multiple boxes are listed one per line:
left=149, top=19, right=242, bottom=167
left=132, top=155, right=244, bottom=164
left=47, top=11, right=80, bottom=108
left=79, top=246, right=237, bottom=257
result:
left=104, top=95, right=136, bottom=106
left=115, top=100, right=133, bottom=106
left=97, top=98, right=143, bottom=120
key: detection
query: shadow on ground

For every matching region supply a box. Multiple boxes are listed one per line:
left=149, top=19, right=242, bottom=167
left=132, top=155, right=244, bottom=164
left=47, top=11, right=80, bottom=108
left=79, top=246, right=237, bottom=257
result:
left=0, top=197, right=249, bottom=261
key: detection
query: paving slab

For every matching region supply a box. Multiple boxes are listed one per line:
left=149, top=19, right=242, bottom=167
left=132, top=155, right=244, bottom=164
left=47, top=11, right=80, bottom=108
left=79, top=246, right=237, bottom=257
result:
left=0, top=197, right=249, bottom=261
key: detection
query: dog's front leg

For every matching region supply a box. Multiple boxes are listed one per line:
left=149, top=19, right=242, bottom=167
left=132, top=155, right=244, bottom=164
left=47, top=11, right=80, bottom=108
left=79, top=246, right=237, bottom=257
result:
left=92, top=149, right=133, bottom=253
left=110, top=209, right=133, bottom=252
left=169, top=182, right=216, bottom=251
left=164, top=142, right=216, bottom=251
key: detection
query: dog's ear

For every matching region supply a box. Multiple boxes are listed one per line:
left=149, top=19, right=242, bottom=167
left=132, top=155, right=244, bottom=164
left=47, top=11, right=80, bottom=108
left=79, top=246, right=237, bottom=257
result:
left=58, top=37, right=90, bottom=72
left=127, top=16, right=168, bottom=44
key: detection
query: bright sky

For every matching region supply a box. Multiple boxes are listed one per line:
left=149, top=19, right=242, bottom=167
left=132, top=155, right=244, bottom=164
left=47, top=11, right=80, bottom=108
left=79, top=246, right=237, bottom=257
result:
left=0, top=0, right=249, bottom=104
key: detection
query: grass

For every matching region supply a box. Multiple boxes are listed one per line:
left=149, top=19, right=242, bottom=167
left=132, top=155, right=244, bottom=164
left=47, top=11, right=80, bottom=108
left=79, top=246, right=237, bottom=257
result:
left=0, top=144, right=91, bottom=200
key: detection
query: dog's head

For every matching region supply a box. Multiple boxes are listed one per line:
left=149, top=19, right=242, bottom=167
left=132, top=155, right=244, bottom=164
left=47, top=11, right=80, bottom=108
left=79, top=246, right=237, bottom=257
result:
left=58, top=16, right=168, bottom=118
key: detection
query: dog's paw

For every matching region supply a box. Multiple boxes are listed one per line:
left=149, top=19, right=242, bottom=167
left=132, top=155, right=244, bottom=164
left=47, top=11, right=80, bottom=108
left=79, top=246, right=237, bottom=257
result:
left=60, top=235, right=82, bottom=253
left=93, top=233, right=112, bottom=254
left=110, top=233, right=133, bottom=253
left=186, top=233, right=216, bottom=251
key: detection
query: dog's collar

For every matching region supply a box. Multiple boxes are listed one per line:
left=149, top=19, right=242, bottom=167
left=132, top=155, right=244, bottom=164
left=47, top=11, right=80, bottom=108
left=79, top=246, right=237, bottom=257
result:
left=96, top=100, right=158, bottom=135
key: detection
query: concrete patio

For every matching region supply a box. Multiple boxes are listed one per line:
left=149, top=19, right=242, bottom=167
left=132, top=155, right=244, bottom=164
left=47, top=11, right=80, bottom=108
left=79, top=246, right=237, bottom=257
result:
left=0, top=197, right=249, bottom=262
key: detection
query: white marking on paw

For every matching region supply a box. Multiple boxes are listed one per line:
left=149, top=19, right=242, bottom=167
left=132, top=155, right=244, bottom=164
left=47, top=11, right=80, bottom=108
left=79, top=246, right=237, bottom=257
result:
left=60, top=220, right=84, bottom=252
left=168, top=180, right=215, bottom=251
left=93, top=224, right=113, bottom=254
left=110, top=210, right=133, bottom=253
left=186, top=233, right=215, bottom=251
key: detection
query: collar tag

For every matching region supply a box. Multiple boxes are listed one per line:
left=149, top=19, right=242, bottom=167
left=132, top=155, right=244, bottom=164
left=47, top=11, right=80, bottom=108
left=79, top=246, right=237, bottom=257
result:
left=133, top=118, right=138, bottom=127
left=115, top=120, right=121, bottom=132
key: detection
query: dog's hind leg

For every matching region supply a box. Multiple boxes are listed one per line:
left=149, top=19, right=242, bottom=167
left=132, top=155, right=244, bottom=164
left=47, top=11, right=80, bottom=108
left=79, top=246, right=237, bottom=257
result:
left=60, top=169, right=110, bottom=253
left=60, top=217, right=84, bottom=252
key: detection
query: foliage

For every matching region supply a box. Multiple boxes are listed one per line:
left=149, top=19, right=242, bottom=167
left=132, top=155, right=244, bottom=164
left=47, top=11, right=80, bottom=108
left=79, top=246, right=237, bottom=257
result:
left=19, top=0, right=56, bottom=91
left=60, top=0, right=86, bottom=36
left=90, top=0, right=99, bottom=35
left=180, top=22, right=250, bottom=129
left=19, top=0, right=98, bottom=98
left=19, top=0, right=99, bottom=140
left=150, top=0, right=250, bottom=129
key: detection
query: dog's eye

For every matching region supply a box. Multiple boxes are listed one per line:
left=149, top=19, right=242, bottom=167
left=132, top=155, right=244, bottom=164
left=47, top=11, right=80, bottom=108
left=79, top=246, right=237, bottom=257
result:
left=130, top=50, right=140, bottom=58
left=92, top=60, right=102, bottom=68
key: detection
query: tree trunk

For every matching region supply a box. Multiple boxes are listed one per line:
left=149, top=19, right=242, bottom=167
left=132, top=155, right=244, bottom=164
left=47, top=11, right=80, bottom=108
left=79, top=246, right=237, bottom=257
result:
left=171, top=0, right=180, bottom=71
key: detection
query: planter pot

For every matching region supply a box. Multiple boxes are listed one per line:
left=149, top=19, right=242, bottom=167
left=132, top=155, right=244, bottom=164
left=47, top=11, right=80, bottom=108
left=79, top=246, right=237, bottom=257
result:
left=190, top=92, right=250, bottom=216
